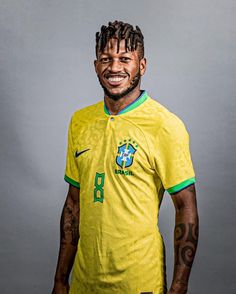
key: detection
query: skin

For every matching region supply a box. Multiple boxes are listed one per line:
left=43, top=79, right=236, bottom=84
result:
left=167, top=184, right=199, bottom=294
left=52, top=38, right=199, bottom=294
left=94, top=38, right=147, bottom=114
left=52, top=185, right=80, bottom=294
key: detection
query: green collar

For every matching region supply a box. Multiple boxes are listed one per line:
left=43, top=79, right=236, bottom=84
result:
left=104, top=90, right=148, bottom=115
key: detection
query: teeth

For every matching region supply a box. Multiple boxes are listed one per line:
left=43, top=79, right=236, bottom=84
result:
left=108, top=77, right=125, bottom=82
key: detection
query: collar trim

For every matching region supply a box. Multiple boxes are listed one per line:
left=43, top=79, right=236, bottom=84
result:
left=104, top=90, right=148, bottom=115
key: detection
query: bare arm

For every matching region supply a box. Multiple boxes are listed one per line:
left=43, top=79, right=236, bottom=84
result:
left=52, top=185, right=80, bottom=294
left=167, top=184, right=199, bottom=294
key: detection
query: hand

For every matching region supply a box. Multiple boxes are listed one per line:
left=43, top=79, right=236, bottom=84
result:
left=52, top=282, right=69, bottom=294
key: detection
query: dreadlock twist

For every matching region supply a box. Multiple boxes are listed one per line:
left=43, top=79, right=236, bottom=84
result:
left=95, top=20, right=144, bottom=59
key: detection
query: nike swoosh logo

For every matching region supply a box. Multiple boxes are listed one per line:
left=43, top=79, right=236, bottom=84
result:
left=75, top=148, right=90, bottom=158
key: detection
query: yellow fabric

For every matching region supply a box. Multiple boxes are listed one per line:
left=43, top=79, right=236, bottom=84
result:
left=65, top=93, right=195, bottom=294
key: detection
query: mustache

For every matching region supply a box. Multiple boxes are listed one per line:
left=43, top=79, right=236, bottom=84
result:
left=97, top=70, right=141, bottom=101
left=104, top=72, right=128, bottom=78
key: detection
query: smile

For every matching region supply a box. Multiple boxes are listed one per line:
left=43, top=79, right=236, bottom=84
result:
left=108, top=76, right=125, bottom=82
left=106, top=75, right=127, bottom=86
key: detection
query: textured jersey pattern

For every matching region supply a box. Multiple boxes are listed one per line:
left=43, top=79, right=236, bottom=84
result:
left=65, top=93, right=195, bottom=294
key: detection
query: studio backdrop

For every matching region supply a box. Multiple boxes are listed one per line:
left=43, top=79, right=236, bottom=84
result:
left=0, top=1, right=235, bottom=293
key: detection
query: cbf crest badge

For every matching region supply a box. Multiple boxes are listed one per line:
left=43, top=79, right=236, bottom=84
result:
left=116, top=139, right=138, bottom=169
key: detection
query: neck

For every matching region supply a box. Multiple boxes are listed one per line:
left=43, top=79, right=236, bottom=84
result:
left=104, top=87, right=141, bottom=115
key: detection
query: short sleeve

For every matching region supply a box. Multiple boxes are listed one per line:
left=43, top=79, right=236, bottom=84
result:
left=154, top=114, right=195, bottom=194
left=64, top=117, right=80, bottom=188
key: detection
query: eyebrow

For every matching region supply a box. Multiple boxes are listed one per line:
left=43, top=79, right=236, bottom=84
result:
left=100, top=51, right=131, bottom=55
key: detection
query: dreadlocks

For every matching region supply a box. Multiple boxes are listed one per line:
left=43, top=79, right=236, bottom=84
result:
left=95, top=20, right=144, bottom=59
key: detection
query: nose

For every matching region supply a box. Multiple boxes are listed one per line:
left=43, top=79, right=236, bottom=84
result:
left=109, top=59, right=122, bottom=72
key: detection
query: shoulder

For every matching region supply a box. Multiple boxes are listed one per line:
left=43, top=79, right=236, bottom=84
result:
left=145, top=96, right=187, bottom=135
left=67, top=100, right=104, bottom=144
left=71, top=100, right=104, bottom=123
left=68, top=100, right=103, bottom=130
left=67, top=100, right=104, bottom=138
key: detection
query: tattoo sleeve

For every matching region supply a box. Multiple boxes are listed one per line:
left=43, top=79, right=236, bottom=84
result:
left=169, top=184, right=199, bottom=294
left=174, top=222, right=198, bottom=268
left=61, top=201, right=80, bottom=247
left=53, top=188, right=80, bottom=286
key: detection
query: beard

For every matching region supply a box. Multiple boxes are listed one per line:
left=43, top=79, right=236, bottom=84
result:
left=97, top=70, right=141, bottom=101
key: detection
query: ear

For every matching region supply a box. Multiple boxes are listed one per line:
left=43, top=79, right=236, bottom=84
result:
left=94, top=59, right=98, bottom=74
left=139, top=57, right=147, bottom=76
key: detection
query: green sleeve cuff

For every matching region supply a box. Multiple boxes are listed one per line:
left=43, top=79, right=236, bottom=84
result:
left=64, top=175, right=80, bottom=188
left=167, top=177, right=196, bottom=194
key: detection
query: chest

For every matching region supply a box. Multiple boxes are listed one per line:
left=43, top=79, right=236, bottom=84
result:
left=74, top=117, right=154, bottom=176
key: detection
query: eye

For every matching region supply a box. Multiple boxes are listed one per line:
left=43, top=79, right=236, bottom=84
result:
left=120, top=57, right=131, bottom=62
left=99, top=57, right=110, bottom=63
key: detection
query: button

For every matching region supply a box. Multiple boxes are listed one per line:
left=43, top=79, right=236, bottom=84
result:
left=110, top=117, right=115, bottom=121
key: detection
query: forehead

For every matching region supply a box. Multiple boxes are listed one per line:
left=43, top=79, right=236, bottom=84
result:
left=99, top=38, right=138, bottom=57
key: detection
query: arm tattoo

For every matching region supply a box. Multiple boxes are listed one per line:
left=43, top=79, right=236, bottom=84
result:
left=61, top=202, right=80, bottom=247
left=185, top=184, right=195, bottom=193
left=174, top=222, right=198, bottom=267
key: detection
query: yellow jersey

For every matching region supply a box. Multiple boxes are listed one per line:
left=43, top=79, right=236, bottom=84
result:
left=65, top=91, right=195, bottom=294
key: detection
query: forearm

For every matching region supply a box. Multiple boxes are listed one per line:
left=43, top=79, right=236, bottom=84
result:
left=54, top=193, right=80, bottom=285
left=169, top=185, right=199, bottom=294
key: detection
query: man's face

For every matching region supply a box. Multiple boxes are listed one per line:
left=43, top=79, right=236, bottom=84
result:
left=94, top=38, right=146, bottom=100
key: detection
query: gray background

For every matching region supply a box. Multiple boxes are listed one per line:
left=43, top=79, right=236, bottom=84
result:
left=0, top=0, right=235, bottom=293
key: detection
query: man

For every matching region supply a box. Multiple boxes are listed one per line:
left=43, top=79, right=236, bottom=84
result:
left=52, top=21, right=199, bottom=294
